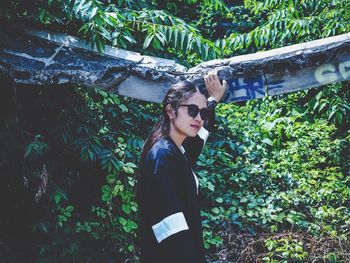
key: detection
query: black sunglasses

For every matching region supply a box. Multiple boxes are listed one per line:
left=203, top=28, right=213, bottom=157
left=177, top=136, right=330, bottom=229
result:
left=179, top=104, right=209, bottom=120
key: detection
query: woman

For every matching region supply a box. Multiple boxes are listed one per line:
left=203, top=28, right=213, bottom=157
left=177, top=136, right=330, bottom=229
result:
left=137, top=71, right=227, bottom=263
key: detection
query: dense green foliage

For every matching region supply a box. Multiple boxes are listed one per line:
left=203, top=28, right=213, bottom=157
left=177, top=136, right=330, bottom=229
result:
left=2, top=0, right=349, bottom=63
left=1, top=0, right=350, bottom=262
left=201, top=93, right=350, bottom=261
left=0, top=82, right=152, bottom=262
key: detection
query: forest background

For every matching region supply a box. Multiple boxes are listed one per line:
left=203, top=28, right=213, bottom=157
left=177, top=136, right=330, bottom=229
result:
left=0, top=0, right=350, bottom=262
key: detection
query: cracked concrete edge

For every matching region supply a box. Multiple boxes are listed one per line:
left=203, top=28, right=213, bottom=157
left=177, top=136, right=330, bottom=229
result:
left=10, top=24, right=350, bottom=78
left=189, top=32, right=350, bottom=70
left=2, top=23, right=350, bottom=104
left=24, top=27, right=187, bottom=73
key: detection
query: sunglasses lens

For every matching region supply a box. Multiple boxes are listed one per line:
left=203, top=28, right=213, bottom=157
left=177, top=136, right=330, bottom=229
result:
left=200, top=109, right=209, bottom=120
left=187, top=105, right=199, bottom=118
left=186, top=105, right=209, bottom=120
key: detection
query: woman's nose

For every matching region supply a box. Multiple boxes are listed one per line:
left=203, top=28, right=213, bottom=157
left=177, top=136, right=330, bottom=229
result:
left=193, top=112, right=202, bottom=121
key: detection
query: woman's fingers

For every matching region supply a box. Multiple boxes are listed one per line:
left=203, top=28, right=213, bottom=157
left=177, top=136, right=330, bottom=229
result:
left=213, top=69, right=218, bottom=81
left=203, top=69, right=228, bottom=102
left=205, top=69, right=226, bottom=88
left=211, top=71, right=217, bottom=82
left=204, top=71, right=217, bottom=86
left=204, top=77, right=209, bottom=88
left=206, top=70, right=217, bottom=83
left=223, top=79, right=227, bottom=90
left=208, top=69, right=215, bottom=81
left=210, top=72, right=215, bottom=82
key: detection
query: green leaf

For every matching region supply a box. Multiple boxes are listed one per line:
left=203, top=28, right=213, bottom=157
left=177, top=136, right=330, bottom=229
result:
left=101, top=185, right=111, bottom=194
left=66, top=206, right=74, bottom=212
left=55, top=193, right=62, bottom=205
left=143, top=33, right=154, bottom=49
left=173, top=28, right=179, bottom=49
left=89, top=6, right=98, bottom=19
left=246, top=210, right=254, bottom=217
left=262, top=138, right=273, bottom=146
left=212, top=207, right=220, bottom=214
left=122, top=204, right=131, bottom=214
left=216, top=197, right=223, bottom=203
left=74, top=0, right=86, bottom=15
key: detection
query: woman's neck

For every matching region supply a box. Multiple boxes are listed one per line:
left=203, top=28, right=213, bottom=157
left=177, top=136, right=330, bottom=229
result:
left=168, top=125, right=186, bottom=148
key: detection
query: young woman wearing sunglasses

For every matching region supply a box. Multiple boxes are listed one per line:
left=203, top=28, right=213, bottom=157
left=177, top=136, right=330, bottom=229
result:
left=137, top=71, right=227, bottom=263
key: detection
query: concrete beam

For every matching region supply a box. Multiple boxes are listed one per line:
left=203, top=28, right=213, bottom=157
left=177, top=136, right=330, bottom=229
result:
left=1, top=24, right=349, bottom=103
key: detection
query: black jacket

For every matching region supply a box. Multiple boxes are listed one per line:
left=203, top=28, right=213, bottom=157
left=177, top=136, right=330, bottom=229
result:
left=137, top=100, right=216, bottom=263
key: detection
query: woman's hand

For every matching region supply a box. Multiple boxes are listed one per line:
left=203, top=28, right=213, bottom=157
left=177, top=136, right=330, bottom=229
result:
left=204, top=69, right=227, bottom=102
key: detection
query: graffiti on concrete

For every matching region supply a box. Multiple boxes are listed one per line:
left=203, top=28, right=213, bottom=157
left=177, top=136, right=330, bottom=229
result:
left=224, top=75, right=266, bottom=102
left=222, top=59, right=350, bottom=102
left=315, top=60, right=350, bottom=84
left=267, top=79, right=286, bottom=91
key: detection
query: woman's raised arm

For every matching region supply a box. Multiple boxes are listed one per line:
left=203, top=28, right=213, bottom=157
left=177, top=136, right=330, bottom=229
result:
left=182, top=70, right=227, bottom=166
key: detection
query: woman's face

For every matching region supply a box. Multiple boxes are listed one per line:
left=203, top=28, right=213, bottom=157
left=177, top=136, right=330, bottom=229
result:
left=168, top=91, right=208, bottom=141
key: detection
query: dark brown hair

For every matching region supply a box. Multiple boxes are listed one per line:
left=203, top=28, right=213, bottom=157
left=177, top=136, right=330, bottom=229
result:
left=140, top=80, right=208, bottom=161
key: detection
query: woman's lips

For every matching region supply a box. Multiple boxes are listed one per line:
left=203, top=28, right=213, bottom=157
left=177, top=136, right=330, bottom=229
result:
left=190, top=124, right=200, bottom=130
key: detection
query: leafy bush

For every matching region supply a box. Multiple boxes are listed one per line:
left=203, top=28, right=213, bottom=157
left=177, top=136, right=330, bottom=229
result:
left=198, top=94, right=350, bottom=261
left=1, top=0, right=350, bottom=262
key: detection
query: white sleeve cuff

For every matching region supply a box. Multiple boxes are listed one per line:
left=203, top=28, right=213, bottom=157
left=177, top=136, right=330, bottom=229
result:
left=152, top=212, right=189, bottom=243
left=197, top=127, right=209, bottom=145
left=207, top=97, right=217, bottom=103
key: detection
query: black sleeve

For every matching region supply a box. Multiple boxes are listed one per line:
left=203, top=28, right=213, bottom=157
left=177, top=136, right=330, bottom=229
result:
left=143, top=151, right=198, bottom=263
left=182, top=99, right=217, bottom=166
